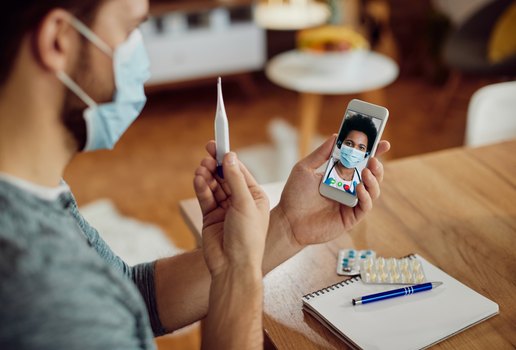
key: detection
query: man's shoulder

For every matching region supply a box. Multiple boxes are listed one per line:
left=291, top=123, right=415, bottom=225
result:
left=0, top=181, right=71, bottom=237
left=0, top=184, right=103, bottom=285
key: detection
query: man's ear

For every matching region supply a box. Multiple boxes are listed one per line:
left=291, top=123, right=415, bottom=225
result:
left=32, top=9, right=79, bottom=74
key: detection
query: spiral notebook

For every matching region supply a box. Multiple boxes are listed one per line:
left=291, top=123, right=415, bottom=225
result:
left=302, top=254, right=498, bottom=350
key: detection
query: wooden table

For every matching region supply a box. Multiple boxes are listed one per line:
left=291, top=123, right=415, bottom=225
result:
left=179, top=141, right=516, bottom=349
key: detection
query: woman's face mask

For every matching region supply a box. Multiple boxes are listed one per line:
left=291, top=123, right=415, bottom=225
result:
left=57, top=16, right=150, bottom=151
left=340, top=145, right=368, bottom=168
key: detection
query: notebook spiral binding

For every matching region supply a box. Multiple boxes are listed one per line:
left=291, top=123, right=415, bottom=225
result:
left=303, top=276, right=361, bottom=301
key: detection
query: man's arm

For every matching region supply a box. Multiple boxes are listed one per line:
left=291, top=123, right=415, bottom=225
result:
left=153, top=206, right=298, bottom=332
left=68, top=198, right=165, bottom=335
left=153, top=249, right=209, bottom=331
left=202, top=268, right=263, bottom=350
left=156, top=258, right=263, bottom=349
left=198, top=152, right=269, bottom=349
left=68, top=195, right=215, bottom=333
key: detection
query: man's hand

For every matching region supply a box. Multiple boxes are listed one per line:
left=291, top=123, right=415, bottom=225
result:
left=194, top=152, right=269, bottom=350
left=200, top=136, right=389, bottom=268
left=194, top=152, right=270, bottom=277
left=278, top=135, right=390, bottom=247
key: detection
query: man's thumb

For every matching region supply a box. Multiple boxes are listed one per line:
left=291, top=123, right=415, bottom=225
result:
left=299, top=135, right=336, bottom=169
left=223, top=152, right=253, bottom=206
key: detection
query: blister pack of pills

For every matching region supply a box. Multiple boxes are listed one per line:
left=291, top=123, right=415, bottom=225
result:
left=337, top=249, right=376, bottom=276
left=360, top=255, right=426, bottom=284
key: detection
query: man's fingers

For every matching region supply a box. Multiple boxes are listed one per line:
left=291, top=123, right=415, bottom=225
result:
left=299, top=134, right=337, bottom=169
left=361, top=168, right=381, bottom=201
left=204, top=141, right=259, bottom=189
left=206, top=141, right=217, bottom=159
left=355, top=183, right=373, bottom=220
left=375, top=140, right=391, bottom=157
left=194, top=175, right=218, bottom=215
left=205, top=141, right=262, bottom=202
left=366, top=157, right=384, bottom=183
left=222, top=152, right=253, bottom=206
left=195, top=165, right=228, bottom=204
left=201, top=156, right=217, bottom=173
left=238, top=161, right=259, bottom=189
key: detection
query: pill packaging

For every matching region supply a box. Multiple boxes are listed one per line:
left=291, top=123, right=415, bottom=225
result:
left=360, top=255, right=426, bottom=284
left=337, top=249, right=376, bottom=276
left=337, top=249, right=427, bottom=285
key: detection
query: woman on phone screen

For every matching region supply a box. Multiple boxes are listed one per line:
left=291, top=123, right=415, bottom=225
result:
left=324, top=114, right=378, bottom=195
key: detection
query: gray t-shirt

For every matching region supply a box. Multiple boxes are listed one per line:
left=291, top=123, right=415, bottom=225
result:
left=0, top=178, right=165, bottom=349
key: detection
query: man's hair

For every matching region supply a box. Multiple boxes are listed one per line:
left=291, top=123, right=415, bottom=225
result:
left=0, top=1, right=105, bottom=85
left=337, top=113, right=378, bottom=153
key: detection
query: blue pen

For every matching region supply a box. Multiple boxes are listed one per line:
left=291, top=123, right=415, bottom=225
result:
left=352, top=282, right=443, bottom=305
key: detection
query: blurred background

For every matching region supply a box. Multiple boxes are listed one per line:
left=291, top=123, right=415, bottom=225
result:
left=63, top=0, right=516, bottom=348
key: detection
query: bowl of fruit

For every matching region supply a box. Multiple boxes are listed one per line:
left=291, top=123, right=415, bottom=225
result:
left=297, top=25, right=370, bottom=75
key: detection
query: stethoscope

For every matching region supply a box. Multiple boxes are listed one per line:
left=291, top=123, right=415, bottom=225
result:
left=325, top=160, right=362, bottom=191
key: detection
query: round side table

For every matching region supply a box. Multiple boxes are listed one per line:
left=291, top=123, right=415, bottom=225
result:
left=266, top=50, right=399, bottom=156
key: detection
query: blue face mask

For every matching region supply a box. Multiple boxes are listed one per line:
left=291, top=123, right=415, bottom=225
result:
left=57, top=16, right=150, bottom=151
left=340, top=145, right=367, bottom=168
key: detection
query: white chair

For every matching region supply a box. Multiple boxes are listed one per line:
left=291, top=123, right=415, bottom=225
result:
left=465, top=81, right=516, bottom=147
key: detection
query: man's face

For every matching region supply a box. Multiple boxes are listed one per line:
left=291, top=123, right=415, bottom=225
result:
left=63, top=0, right=149, bottom=150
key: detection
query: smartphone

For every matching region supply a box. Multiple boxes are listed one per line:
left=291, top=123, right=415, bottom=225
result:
left=319, top=99, right=389, bottom=207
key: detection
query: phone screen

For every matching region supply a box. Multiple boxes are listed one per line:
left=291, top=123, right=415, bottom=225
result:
left=322, top=110, right=384, bottom=196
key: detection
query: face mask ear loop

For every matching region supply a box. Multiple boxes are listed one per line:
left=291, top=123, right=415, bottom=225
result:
left=56, top=71, right=97, bottom=109
left=69, top=16, right=113, bottom=57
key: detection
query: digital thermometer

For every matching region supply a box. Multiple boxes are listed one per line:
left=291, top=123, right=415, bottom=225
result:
left=215, top=77, right=230, bottom=178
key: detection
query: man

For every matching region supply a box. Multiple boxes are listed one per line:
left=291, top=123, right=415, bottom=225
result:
left=0, top=0, right=389, bottom=349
